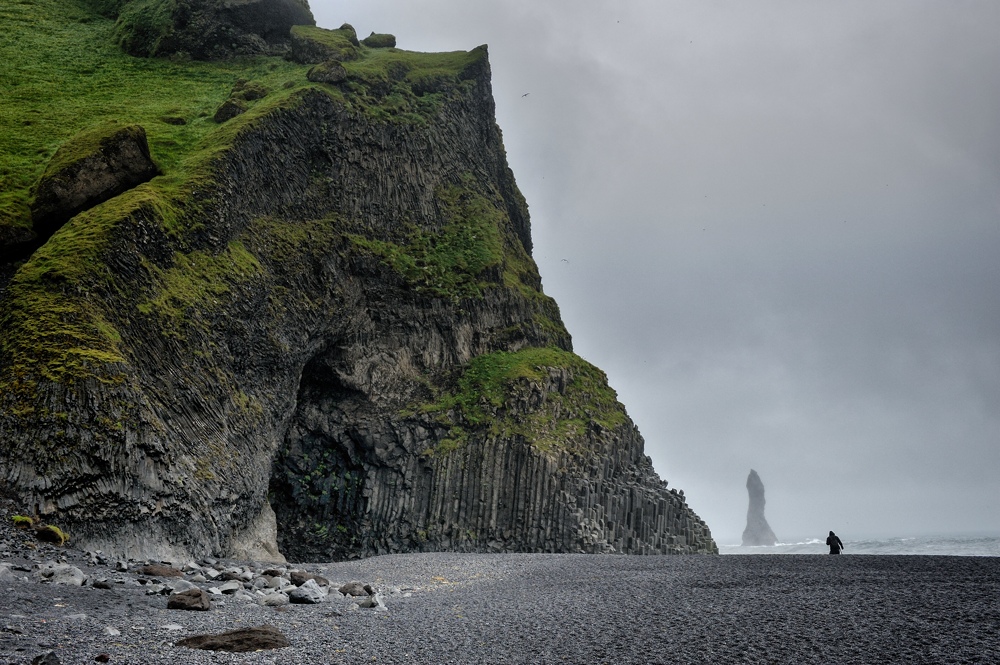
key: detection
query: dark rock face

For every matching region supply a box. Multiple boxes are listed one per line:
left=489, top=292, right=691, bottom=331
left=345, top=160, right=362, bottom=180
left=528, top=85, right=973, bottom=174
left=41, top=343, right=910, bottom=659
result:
left=114, top=0, right=315, bottom=60
left=742, top=469, right=777, bottom=546
left=29, top=124, right=159, bottom=239
left=0, top=225, right=36, bottom=266
left=0, top=46, right=716, bottom=560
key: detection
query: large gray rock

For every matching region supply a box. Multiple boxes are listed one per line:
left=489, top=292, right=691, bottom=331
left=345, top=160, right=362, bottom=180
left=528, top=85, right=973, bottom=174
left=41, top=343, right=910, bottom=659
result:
left=37, top=564, right=85, bottom=586
left=0, top=563, right=17, bottom=582
left=288, top=578, right=326, bottom=604
left=742, top=469, right=778, bottom=546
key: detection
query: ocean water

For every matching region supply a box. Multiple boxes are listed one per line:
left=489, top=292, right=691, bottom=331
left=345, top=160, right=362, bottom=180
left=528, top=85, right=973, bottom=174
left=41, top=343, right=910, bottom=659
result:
left=718, top=534, right=1000, bottom=556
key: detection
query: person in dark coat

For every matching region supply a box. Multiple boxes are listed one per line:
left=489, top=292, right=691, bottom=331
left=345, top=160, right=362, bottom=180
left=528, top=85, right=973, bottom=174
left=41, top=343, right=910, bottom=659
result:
left=826, top=530, right=844, bottom=554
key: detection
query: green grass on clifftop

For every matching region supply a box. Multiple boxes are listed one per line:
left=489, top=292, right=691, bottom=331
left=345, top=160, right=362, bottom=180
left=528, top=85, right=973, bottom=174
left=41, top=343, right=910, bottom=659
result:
left=0, top=0, right=308, bottom=235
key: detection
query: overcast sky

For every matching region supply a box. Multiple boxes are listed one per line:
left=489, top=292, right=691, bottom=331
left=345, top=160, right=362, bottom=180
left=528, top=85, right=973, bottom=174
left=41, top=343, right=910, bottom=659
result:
left=313, top=1, right=1000, bottom=544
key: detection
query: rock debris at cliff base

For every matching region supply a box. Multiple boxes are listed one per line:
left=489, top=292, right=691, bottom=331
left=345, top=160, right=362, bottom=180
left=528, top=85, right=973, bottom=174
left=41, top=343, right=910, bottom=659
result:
left=0, top=544, right=996, bottom=664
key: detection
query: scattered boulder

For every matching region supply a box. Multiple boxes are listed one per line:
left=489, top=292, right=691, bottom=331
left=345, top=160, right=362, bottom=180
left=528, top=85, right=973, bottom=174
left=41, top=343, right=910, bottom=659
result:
left=288, top=578, right=326, bottom=604
left=159, top=116, right=187, bottom=125
left=306, top=60, right=347, bottom=84
left=136, top=564, right=183, bottom=578
left=37, top=564, right=85, bottom=586
left=166, top=579, right=198, bottom=594
left=362, top=32, right=396, bottom=48
left=338, top=581, right=372, bottom=597
left=167, top=589, right=212, bottom=612
left=261, top=592, right=289, bottom=607
left=357, top=592, right=386, bottom=610
left=214, top=99, right=248, bottom=123
left=29, top=124, right=158, bottom=239
left=289, top=570, right=329, bottom=587
left=742, top=469, right=778, bottom=546
left=176, top=625, right=290, bottom=652
left=31, top=652, right=60, bottom=665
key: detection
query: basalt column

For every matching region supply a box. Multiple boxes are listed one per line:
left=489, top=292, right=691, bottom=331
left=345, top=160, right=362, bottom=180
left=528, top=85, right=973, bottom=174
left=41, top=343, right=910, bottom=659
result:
left=742, top=469, right=777, bottom=546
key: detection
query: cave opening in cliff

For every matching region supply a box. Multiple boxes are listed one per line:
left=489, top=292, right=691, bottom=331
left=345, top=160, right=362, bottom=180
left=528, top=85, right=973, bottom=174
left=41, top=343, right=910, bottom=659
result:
left=269, top=349, right=369, bottom=562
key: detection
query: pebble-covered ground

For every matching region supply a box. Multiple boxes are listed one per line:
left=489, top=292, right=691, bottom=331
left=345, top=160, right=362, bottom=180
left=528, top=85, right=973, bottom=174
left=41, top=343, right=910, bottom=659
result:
left=0, top=508, right=997, bottom=664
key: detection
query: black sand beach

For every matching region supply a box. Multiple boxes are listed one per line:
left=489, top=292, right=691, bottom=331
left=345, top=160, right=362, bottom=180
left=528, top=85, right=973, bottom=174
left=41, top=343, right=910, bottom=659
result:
left=1, top=545, right=997, bottom=664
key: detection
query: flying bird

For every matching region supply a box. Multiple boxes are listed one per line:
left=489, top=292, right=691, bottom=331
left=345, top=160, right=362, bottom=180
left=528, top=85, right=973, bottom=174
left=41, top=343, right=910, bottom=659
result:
left=522, top=92, right=530, bottom=97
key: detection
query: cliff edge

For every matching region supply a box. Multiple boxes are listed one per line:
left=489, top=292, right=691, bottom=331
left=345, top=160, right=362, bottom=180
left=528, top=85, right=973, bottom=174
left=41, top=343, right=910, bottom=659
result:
left=0, top=0, right=716, bottom=560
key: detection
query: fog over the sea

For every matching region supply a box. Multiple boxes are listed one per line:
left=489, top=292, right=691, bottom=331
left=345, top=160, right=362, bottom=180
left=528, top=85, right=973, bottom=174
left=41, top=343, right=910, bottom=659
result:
left=312, top=1, right=1000, bottom=544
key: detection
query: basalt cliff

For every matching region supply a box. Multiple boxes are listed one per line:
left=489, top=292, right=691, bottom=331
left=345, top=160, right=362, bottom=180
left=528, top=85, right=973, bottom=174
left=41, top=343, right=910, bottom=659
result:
left=0, top=0, right=716, bottom=560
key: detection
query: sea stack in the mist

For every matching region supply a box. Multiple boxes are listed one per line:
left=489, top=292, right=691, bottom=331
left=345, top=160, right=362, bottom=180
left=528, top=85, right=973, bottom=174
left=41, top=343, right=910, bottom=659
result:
left=742, top=469, right=778, bottom=546
left=0, top=0, right=717, bottom=561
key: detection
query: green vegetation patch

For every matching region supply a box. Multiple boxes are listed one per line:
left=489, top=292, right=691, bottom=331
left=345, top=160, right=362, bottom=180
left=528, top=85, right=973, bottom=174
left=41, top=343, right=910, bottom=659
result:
left=138, top=240, right=264, bottom=335
left=349, top=181, right=505, bottom=299
left=0, top=188, right=168, bottom=390
left=340, top=45, right=486, bottom=124
left=0, top=0, right=308, bottom=240
left=418, top=347, right=627, bottom=455
left=112, top=0, right=174, bottom=57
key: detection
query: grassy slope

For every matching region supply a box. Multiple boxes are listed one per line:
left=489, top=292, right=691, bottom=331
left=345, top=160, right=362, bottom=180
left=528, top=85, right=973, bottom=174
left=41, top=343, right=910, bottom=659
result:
left=1, top=0, right=613, bottom=454
left=0, top=0, right=308, bottom=234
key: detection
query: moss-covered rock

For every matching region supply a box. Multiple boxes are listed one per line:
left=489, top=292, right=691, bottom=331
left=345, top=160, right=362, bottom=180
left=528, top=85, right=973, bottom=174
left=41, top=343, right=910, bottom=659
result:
left=232, top=80, right=271, bottom=101
left=289, top=24, right=360, bottom=64
left=113, top=0, right=315, bottom=60
left=362, top=33, right=396, bottom=49
left=306, top=60, right=347, bottom=85
left=214, top=98, right=248, bottom=123
left=338, top=22, right=360, bottom=47
left=30, top=123, right=159, bottom=239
